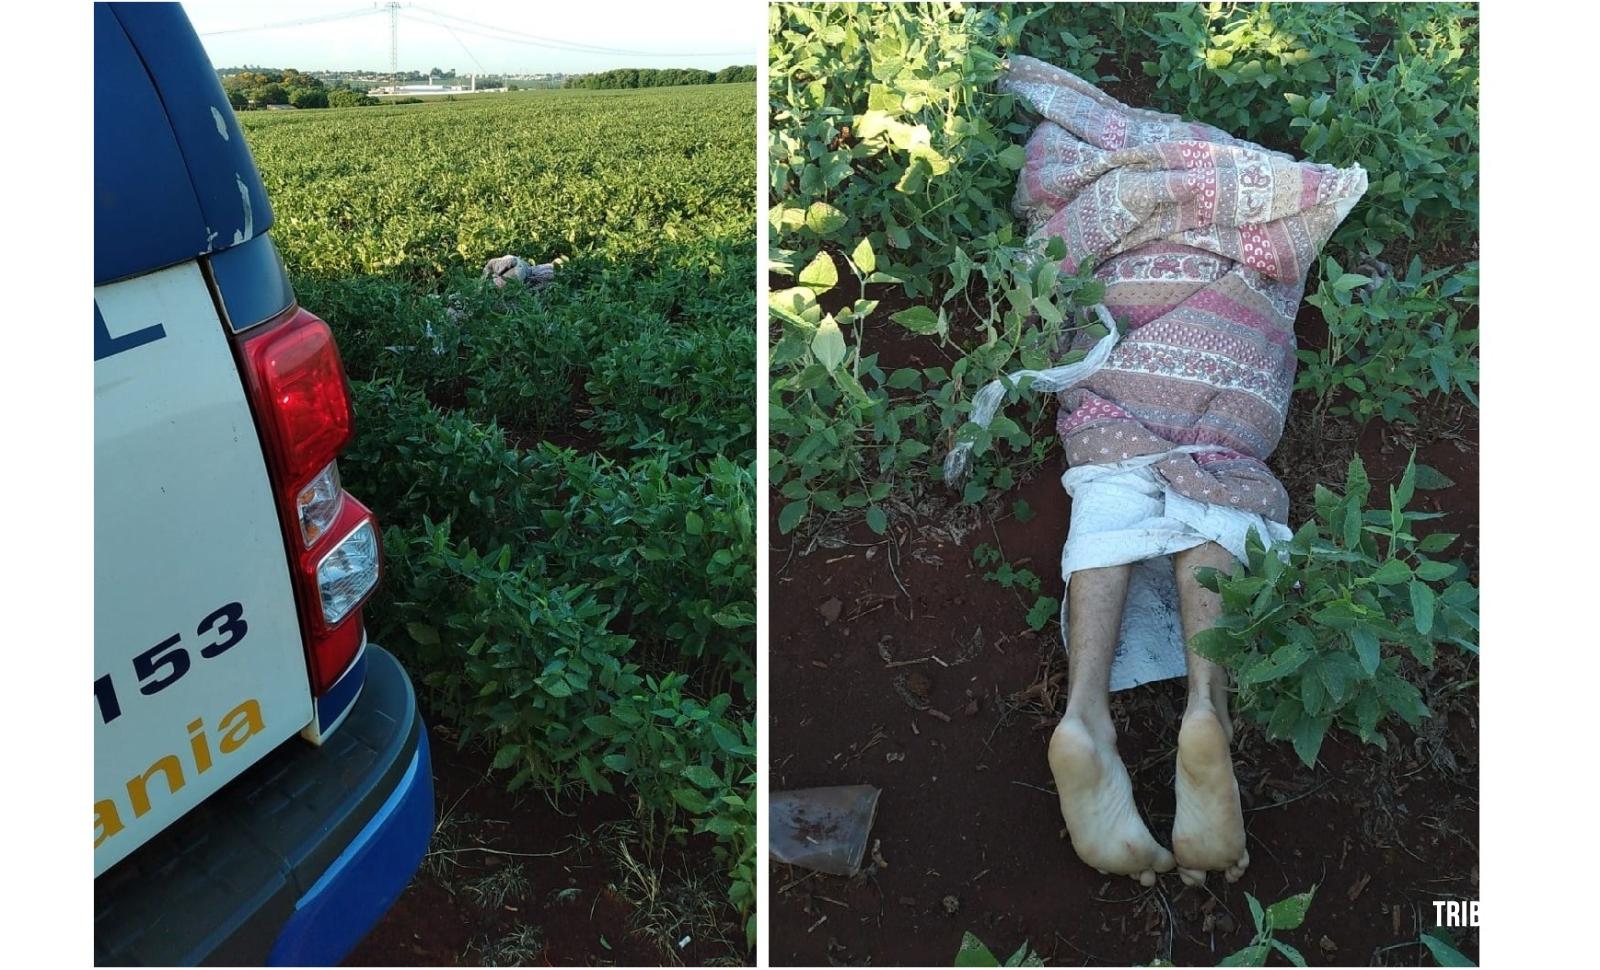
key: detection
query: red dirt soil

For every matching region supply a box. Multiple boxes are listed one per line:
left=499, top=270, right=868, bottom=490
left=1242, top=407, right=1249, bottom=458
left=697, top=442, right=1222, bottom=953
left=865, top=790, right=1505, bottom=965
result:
left=347, top=714, right=747, bottom=967
left=769, top=302, right=1478, bottom=965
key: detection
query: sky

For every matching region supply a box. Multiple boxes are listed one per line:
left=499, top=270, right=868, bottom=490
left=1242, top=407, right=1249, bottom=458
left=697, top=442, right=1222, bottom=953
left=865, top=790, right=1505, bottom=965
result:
left=181, top=0, right=761, bottom=75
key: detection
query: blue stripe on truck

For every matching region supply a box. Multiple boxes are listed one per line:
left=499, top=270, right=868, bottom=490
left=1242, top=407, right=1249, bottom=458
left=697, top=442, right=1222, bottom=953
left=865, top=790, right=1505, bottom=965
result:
left=208, top=234, right=297, bottom=333
left=265, top=728, right=434, bottom=966
left=315, top=648, right=368, bottom=737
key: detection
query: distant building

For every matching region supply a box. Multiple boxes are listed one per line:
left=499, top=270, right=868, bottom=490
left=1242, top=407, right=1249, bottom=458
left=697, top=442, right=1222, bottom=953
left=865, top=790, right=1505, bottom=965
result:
left=369, top=72, right=505, bottom=96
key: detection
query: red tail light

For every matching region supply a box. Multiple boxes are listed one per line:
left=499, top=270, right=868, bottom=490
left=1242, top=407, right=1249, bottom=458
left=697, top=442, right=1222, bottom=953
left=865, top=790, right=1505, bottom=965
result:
left=238, top=306, right=381, bottom=695
left=242, top=315, right=353, bottom=489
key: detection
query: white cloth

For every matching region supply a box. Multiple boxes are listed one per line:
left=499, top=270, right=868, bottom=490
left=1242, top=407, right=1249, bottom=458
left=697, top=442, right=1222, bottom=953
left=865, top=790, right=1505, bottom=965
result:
left=943, top=305, right=1121, bottom=484
left=1058, top=451, right=1293, bottom=691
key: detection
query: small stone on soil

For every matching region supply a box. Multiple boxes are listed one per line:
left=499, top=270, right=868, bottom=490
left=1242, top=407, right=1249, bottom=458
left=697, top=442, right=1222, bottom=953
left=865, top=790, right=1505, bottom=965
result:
left=941, top=894, right=961, bottom=916
left=905, top=671, right=933, bottom=703
left=819, top=597, right=843, bottom=625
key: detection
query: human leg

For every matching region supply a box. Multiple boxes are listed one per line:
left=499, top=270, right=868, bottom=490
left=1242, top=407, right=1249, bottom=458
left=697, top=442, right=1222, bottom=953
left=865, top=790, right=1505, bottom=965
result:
left=1049, top=562, right=1176, bottom=885
left=1170, top=542, right=1250, bottom=885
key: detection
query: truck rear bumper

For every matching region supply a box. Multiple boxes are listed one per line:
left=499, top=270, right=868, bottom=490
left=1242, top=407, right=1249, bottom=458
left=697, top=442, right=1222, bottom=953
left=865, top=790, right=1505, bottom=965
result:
left=267, top=714, right=431, bottom=965
left=94, top=645, right=434, bottom=966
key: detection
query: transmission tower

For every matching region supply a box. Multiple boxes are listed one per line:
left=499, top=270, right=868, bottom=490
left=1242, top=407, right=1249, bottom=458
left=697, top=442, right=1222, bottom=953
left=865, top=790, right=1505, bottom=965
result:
left=386, top=2, right=401, bottom=77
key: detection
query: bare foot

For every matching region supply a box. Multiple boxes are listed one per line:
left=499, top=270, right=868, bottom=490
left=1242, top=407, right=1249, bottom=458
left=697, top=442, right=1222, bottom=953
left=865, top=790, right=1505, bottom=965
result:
left=1048, top=715, right=1175, bottom=886
left=1171, top=704, right=1249, bottom=886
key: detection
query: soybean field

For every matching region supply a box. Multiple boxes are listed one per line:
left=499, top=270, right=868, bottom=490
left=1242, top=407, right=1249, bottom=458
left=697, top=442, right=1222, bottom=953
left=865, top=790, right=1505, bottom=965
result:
left=239, top=84, right=756, bottom=965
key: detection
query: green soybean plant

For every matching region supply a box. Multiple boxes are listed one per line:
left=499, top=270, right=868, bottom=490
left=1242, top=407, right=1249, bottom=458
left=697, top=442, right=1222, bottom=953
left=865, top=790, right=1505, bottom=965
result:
left=1297, top=256, right=1477, bottom=429
left=1285, top=4, right=1479, bottom=255
left=953, top=932, right=1045, bottom=967
left=1419, top=928, right=1475, bottom=967
left=1138, top=2, right=1368, bottom=145
left=767, top=3, right=1098, bottom=535
left=769, top=249, right=915, bottom=536
left=973, top=543, right=1060, bottom=632
left=770, top=237, right=1102, bottom=535
left=1219, top=888, right=1318, bottom=967
left=1189, top=454, right=1477, bottom=767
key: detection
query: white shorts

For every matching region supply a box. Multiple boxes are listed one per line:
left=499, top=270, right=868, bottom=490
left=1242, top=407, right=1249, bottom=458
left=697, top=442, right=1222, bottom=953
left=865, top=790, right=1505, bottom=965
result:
left=1058, top=451, right=1292, bottom=691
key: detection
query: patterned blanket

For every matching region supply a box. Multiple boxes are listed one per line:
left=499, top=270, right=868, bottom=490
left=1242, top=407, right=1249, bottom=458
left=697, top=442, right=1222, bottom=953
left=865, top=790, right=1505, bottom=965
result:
left=992, top=56, right=1367, bottom=522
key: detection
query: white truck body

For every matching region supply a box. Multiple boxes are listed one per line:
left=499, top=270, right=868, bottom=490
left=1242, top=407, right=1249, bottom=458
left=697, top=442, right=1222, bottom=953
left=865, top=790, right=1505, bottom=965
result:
left=94, top=261, right=315, bottom=876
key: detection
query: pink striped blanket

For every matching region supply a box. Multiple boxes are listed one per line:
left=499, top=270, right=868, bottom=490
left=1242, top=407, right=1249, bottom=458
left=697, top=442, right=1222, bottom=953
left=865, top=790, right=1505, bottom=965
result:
left=999, top=56, right=1367, bottom=522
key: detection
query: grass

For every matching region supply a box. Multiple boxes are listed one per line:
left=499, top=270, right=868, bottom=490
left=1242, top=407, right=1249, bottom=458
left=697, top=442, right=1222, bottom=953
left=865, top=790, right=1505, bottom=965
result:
left=596, top=818, right=746, bottom=965
left=471, top=924, right=547, bottom=967
left=463, top=864, right=531, bottom=912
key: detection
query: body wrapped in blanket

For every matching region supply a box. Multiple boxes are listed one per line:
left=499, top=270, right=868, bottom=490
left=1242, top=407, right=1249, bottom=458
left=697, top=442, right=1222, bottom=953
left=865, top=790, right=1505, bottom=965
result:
left=954, top=56, right=1366, bottom=886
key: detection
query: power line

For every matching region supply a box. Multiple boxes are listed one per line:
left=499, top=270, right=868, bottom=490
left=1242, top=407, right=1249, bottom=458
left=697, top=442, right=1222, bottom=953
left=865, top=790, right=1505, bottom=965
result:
left=399, top=11, right=747, bottom=60
left=410, top=4, right=749, bottom=58
left=397, top=11, right=648, bottom=58
left=403, top=14, right=486, bottom=75
left=198, top=7, right=380, bottom=37
left=199, top=3, right=750, bottom=74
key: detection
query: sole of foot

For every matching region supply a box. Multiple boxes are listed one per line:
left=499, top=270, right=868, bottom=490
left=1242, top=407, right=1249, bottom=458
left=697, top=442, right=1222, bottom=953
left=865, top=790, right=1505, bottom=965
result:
left=1171, top=706, right=1249, bottom=886
left=1048, top=716, right=1175, bottom=887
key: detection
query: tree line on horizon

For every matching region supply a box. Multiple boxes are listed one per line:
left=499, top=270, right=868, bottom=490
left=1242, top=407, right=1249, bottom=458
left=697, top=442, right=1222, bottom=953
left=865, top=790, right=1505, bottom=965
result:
left=215, top=63, right=756, bottom=109
left=220, top=69, right=375, bottom=110
left=563, top=65, right=756, bottom=89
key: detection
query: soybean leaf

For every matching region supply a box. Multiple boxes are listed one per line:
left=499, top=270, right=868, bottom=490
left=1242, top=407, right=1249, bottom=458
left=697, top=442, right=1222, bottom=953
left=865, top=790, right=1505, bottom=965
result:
left=1219, top=945, right=1269, bottom=967
left=682, top=765, right=722, bottom=789
left=1414, top=463, right=1456, bottom=490
left=1291, top=714, right=1331, bottom=766
left=799, top=250, right=839, bottom=293
left=851, top=237, right=877, bottom=274
left=891, top=306, right=941, bottom=335
left=1265, top=889, right=1316, bottom=931
left=1371, top=559, right=1412, bottom=585
left=954, top=933, right=1000, bottom=967
left=805, top=201, right=847, bottom=235
left=1410, top=580, right=1436, bottom=635
left=812, top=317, right=848, bottom=372
left=1351, top=627, right=1381, bottom=675
left=778, top=500, right=808, bottom=534
left=1420, top=932, right=1474, bottom=967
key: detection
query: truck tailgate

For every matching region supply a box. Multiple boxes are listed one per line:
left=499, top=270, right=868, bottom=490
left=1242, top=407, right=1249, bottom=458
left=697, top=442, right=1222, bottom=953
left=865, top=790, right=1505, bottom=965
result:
left=95, top=259, right=314, bottom=876
left=94, top=645, right=429, bottom=966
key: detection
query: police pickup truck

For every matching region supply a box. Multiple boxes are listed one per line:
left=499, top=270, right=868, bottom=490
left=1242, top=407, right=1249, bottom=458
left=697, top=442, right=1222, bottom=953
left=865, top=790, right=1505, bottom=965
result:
left=94, top=4, right=433, bottom=963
